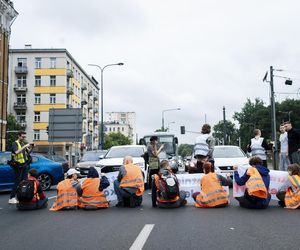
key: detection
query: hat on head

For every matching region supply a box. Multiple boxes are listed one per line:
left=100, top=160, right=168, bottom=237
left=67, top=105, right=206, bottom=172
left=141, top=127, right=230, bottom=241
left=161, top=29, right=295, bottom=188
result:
left=67, top=168, right=80, bottom=176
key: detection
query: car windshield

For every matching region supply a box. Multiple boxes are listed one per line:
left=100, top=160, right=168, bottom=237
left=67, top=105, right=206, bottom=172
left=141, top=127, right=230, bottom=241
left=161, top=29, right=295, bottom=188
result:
left=81, top=152, right=101, bottom=162
left=51, top=155, right=66, bottom=162
left=213, top=147, right=246, bottom=158
left=0, top=153, right=11, bottom=164
left=105, top=147, right=144, bottom=158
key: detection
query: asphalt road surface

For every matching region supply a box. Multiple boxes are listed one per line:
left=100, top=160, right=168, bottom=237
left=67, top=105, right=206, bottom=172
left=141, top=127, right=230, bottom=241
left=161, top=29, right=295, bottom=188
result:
left=0, top=186, right=299, bottom=250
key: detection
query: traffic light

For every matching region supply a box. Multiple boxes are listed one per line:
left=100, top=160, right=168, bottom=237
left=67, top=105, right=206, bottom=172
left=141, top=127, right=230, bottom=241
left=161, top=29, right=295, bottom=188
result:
left=180, top=126, right=185, bottom=134
left=285, top=79, right=292, bottom=85
left=46, top=126, right=49, bottom=135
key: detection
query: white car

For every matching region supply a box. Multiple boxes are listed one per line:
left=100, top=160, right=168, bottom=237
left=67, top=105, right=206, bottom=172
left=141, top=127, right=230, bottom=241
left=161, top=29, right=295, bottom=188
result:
left=213, top=145, right=249, bottom=175
left=96, top=145, right=148, bottom=183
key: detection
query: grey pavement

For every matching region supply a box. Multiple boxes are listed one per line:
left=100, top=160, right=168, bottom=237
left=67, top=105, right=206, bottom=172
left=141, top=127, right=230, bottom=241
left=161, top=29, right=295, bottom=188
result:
left=0, top=187, right=299, bottom=250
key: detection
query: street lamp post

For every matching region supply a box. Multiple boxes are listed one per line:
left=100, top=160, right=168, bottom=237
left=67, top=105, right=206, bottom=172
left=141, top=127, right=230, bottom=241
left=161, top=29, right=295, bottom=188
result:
left=88, top=63, right=124, bottom=149
left=161, top=108, right=180, bottom=131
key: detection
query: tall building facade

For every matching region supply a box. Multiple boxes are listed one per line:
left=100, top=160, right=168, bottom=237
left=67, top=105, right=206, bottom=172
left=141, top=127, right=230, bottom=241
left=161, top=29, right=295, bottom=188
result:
left=0, top=0, right=17, bottom=151
left=8, top=47, right=99, bottom=155
left=104, top=112, right=136, bottom=144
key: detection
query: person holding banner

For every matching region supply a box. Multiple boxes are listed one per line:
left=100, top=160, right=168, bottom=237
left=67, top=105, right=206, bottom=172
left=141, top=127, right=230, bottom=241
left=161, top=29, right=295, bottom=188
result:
left=193, top=162, right=231, bottom=208
left=234, top=157, right=271, bottom=209
left=276, top=163, right=300, bottom=209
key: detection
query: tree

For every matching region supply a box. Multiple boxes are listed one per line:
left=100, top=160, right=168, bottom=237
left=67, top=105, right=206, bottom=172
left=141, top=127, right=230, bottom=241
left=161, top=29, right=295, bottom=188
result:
left=104, top=132, right=132, bottom=149
left=6, top=114, right=25, bottom=151
left=213, top=120, right=239, bottom=145
left=178, top=144, right=193, bottom=158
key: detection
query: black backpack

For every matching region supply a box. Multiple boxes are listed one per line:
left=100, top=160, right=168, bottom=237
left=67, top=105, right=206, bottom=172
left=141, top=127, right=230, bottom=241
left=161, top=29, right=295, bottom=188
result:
left=158, top=170, right=180, bottom=199
left=16, top=180, right=36, bottom=202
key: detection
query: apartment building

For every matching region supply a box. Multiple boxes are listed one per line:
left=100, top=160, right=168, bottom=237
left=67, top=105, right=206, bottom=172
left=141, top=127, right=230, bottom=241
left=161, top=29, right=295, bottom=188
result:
left=0, top=0, right=17, bottom=151
left=104, top=112, right=136, bottom=143
left=8, top=47, right=99, bottom=155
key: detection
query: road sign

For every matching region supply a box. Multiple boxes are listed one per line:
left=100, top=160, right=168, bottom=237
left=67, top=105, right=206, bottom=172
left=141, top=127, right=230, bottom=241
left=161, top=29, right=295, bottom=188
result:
left=48, top=108, right=82, bottom=142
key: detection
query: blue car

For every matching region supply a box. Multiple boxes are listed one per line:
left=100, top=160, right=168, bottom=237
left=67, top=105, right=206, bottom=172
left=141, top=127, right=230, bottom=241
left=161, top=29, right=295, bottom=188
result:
left=0, top=152, right=64, bottom=191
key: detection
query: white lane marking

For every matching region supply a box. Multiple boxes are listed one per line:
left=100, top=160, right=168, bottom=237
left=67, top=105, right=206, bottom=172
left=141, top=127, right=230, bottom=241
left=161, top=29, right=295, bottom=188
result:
left=48, top=196, right=57, bottom=200
left=129, top=224, right=155, bottom=250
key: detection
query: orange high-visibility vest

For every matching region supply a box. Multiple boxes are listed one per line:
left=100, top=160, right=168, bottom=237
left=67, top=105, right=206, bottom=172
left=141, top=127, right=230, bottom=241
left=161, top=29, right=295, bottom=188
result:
left=120, top=163, right=144, bottom=196
left=285, top=175, right=300, bottom=209
left=154, top=174, right=179, bottom=203
left=50, top=179, right=79, bottom=211
left=195, top=173, right=229, bottom=208
left=79, top=178, right=109, bottom=208
left=246, top=167, right=268, bottom=199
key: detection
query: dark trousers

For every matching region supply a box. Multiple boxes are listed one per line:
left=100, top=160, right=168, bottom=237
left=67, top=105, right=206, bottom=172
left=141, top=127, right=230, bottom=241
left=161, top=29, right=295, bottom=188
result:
left=157, top=191, right=187, bottom=208
left=289, top=152, right=300, bottom=165
left=10, top=165, right=29, bottom=199
left=17, top=198, right=48, bottom=210
left=148, top=169, right=159, bottom=188
left=276, top=191, right=286, bottom=207
left=235, top=194, right=271, bottom=209
left=113, top=180, right=142, bottom=207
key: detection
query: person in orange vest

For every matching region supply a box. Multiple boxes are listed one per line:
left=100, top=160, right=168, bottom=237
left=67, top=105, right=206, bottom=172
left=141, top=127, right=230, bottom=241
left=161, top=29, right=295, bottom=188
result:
left=114, top=156, right=145, bottom=208
left=152, top=160, right=187, bottom=208
left=17, top=168, right=48, bottom=210
left=50, top=168, right=81, bottom=211
left=276, top=163, right=300, bottom=209
left=79, top=167, right=110, bottom=210
left=193, top=162, right=231, bottom=208
left=234, top=156, right=271, bottom=209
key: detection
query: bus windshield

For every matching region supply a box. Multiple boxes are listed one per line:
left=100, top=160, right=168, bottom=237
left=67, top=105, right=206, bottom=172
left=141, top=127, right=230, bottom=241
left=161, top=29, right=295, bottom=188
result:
left=144, top=135, right=175, bottom=155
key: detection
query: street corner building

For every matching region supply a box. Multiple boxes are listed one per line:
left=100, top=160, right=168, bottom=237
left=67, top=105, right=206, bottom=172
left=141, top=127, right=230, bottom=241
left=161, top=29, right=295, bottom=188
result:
left=8, top=47, right=100, bottom=158
left=0, top=0, right=18, bottom=151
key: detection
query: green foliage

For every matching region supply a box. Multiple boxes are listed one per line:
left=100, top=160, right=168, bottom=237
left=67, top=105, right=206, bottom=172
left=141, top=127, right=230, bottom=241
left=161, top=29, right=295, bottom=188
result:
left=104, top=132, right=132, bottom=150
left=213, top=120, right=239, bottom=145
left=178, top=144, right=193, bottom=158
left=155, top=128, right=167, bottom=132
left=6, top=114, right=25, bottom=151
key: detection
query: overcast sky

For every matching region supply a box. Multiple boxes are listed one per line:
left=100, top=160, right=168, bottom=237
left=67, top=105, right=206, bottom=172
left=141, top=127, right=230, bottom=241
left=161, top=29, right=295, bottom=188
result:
left=10, top=0, right=300, bottom=144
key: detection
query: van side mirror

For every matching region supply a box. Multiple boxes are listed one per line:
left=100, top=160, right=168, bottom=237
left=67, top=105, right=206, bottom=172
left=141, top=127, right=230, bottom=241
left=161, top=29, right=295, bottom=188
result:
left=139, top=139, right=145, bottom=145
left=99, top=154, right=104, bottom=159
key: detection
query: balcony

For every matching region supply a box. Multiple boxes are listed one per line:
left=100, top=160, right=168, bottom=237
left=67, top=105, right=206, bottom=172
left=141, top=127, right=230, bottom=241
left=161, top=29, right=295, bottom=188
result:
left=88, top=117, right=93, bottom=123
left=88, top=90, right=93, bottom=96
left=82, top=113, right=87, bottom=120
left=15, top=66, right=28, bottom=74
left=88, top=103, right=93, bottom=109
left=66, top=86, right=74, bottom=95
left=13, top=102, right=27, bottom=110
left=93, top=96, right=98, bottom=101
left=66, top=69, right=74, bottom=78
left=81, top=100, right=87, bottom=107
left=14, top=85, right=27, bottom=92
left=93, top=120, right=98, bottom=126
left=81, top=84, right=87, bottom=91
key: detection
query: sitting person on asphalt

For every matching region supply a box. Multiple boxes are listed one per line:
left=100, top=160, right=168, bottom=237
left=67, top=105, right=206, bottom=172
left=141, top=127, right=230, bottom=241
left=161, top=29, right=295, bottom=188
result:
left=193, top=162, right=231, bottom=208
left=79, top=167, right=110, bottom=210
left=50, top=168, right=81, bottom=211
left=114, top=156, right=144, bottom=208
left=152, top=160, right=187, bottom=208
left=276, top=163, right=300, bottom=209
left=234, top=156, right=271, bottom=209
left=17, top=168, right=48, bottom=210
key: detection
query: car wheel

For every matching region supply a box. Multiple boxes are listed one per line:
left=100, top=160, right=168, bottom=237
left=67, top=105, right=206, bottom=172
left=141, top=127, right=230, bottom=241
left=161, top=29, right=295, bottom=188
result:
left=38, top=173, right=52, bottom=191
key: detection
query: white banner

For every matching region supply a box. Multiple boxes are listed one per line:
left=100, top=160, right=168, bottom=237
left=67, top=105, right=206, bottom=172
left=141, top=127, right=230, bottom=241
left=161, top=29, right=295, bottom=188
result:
left=233, top=166, right=289, bottom=200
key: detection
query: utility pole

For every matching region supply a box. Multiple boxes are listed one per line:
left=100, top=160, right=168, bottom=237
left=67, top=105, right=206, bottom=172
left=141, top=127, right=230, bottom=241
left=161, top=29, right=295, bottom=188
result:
left=223, top=106, right=227, bottom=145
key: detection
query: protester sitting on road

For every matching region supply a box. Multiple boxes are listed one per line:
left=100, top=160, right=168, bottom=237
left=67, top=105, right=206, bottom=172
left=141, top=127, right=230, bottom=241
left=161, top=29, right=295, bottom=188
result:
left=114, top=156, right=144, bottom=208
left=234, top=156, right=271, bottom=209
left=50, top=168, right=81, bottom=211
left=78, top=167, right=110, bottom=210
left=193, top=162, right=231, bottom=208
left=276, top=163, right=300, bottom=209
left=152, top=160, right=187, bottom=208
left=17, top=168, right=48, bottom=210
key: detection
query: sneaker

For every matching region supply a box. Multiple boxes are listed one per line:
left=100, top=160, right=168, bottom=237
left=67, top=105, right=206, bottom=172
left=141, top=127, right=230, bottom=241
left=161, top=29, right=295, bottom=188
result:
left=8, top=198, right=18, bottom=204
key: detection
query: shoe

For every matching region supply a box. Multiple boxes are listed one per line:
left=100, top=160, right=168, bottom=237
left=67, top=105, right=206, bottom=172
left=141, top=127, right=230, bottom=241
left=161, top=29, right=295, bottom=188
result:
left=115, top=202, right=124, bottom=207
left=8, top=198, right=19, bottom=204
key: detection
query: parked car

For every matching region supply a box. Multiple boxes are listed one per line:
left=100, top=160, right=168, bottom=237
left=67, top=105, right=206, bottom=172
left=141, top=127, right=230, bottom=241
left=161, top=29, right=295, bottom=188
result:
left=0, top=152, right=64, bottom=191
left=95, top=145, right=148, bottom=183
left=213, top=145, right=249, bottom=176
left=76, top=150, right=107, bottom=176
left=43, top=154, right=69, bottom=173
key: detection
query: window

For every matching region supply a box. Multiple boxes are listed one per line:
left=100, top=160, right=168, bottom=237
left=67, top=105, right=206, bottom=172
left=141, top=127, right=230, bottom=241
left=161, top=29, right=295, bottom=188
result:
left=122, top=127, right=124, bottom=132
left=17, top=76, right=27, bottom=87
left=35, top=76, right=41, bottom=86
left=50, top=94, right=56, bottom=104
left=113, top=127, right=115, bottom=132
left=50, top=76, right=56, bottom=86
left=17, top=58, right=27, bottom=67
left=67, top=61, right=70, bottom=69
left=35, top=57, right=42, bottom=68
left=34, top=112, right=40, bottom=122
left=17, top=94, right=26, bottom=104
left=34, top=130, right=40, bottom=141
left=16, top=111, right=26, bottom=123
left=117, top=127, right=120, bottom=132
left=35, top=94, right=41, bottom=104
left=50, top=57, right=56, bottom=68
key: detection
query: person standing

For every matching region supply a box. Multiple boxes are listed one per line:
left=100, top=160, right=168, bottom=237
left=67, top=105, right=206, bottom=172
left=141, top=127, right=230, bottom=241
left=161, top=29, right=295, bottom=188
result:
left=247, top=129, right=271, bottom=168
left=284, top=121, right=300, bottom=165
left=9, top=131, right=34, bottom=204
left=279, top=125, right=290, bottom=171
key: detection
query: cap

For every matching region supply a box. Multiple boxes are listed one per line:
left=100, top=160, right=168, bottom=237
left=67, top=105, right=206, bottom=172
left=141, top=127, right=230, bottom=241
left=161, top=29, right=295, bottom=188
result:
left=67, top=168, right=80, bottom=176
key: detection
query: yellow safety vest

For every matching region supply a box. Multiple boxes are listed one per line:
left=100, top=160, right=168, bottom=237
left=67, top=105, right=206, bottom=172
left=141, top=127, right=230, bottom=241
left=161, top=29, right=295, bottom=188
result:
left=12, top=141, right=27, bottom=164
